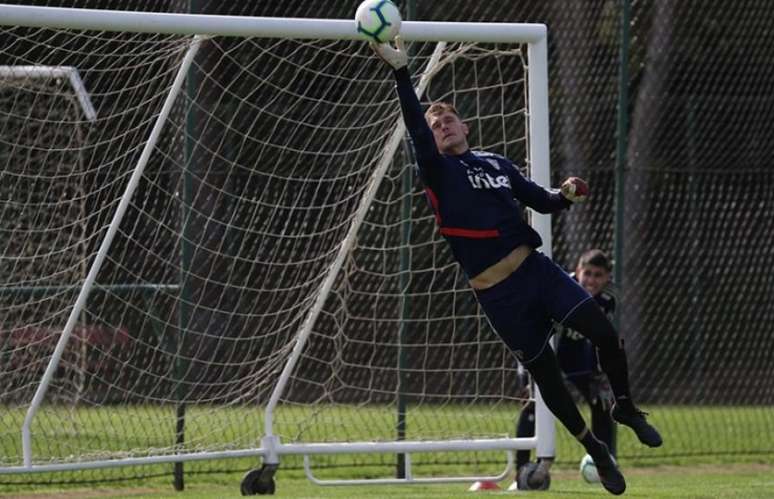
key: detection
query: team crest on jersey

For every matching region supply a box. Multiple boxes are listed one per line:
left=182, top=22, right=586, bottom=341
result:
left=472, top=150, right=513, bottom=173
left=486, top=158, right=501, bottom=170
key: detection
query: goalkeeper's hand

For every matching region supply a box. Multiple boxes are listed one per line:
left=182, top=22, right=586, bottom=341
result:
left=560, top=176, right=589, bottom=203
left=370, top=36, right=408, bottom=70
left=589, top=371, right=614, bottom=411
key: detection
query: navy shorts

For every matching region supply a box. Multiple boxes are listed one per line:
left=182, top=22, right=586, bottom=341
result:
left=475, top=251, right=592, bottom=364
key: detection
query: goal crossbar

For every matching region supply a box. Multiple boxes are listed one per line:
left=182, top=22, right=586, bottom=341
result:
left=0, top=4, right=545, bottom=42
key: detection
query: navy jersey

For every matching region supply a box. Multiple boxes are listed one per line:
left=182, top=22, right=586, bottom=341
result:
left=556, top=276, right=616, bottom=378
left=394, top=68, right=571, bottom=278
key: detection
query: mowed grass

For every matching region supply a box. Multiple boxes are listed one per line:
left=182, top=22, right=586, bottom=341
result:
left=3, top=463, right=774, bottom=498
left=1, top=404, right=773, bottom=497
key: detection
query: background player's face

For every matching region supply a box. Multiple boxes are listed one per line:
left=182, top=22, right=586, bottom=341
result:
left=427, top=111, right=469, bottom=154
left=576, top=263, right=610, bottom=297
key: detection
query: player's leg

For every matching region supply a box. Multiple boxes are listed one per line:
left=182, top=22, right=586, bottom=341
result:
left=592, top=404, right=617, bottom=458
left=534, top=252, right=662, bottom=448
left=573, top=376, right=616, bottom=456
left=474, top=264, right=624, bottom=495
left=562, top=299, right=662, bottom=448
left=524, top=347, right=625, bottom=495
left=474, top=261, right=594, bottom=444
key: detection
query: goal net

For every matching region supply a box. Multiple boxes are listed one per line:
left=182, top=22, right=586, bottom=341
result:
left=0, top=6, right=553, bottom=484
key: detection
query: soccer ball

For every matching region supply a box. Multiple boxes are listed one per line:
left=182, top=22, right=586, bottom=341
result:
left=579, top=454, right=599, bottom=483
left=355, top=0, right=402, bottom=44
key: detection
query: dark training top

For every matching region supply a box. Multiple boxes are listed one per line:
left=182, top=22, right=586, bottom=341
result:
left=556, top=279, right=616, bottom=377
left=394, top=67, right=571, bottom=278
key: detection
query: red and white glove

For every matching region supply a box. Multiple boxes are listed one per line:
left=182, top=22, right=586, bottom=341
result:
left=370, top=36, right=408, bottom=70
left=560, top=176, right=589, bottom=203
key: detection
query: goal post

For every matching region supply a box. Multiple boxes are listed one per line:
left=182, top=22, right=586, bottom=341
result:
left=0, top=3, right=555, bottom=487
left=0, top=66, right=97, bottom=122
left=17, top=36, right=204, bottom=469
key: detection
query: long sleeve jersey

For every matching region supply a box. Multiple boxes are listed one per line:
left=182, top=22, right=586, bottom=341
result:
left=394, top=67, right=571, bottom=278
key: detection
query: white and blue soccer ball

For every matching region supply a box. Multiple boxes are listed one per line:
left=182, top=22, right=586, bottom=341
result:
left=579, top=454, right=599, bottom=483
left=355, top=0, right=402, bottom=43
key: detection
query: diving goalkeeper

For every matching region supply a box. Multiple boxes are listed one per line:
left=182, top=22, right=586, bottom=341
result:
left=371, top=37, right=662, bottom=496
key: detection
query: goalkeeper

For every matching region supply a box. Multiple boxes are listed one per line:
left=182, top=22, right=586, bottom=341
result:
left=514, top=249, right=619, bottom=489
left=371, top=38, right=661, bottom=496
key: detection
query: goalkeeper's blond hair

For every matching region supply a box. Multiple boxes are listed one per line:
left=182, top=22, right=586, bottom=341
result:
left=425, top=102, right=461, bottom=122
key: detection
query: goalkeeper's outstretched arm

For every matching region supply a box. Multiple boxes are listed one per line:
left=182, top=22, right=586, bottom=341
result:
left=371, top=38, right=442, bottom=182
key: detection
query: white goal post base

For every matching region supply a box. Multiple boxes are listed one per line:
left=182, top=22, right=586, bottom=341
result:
left=0, top=3, right=555, bottom=486
left=0, top=436, right=535, bottom=479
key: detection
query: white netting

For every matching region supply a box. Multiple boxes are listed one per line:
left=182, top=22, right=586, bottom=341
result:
left=0, top=25, right=533, bottom=472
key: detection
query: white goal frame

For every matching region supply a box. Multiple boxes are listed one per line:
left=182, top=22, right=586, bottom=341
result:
left=0, top=3, right=556, bottom=485
left=0, top=65, right=97, bottom=122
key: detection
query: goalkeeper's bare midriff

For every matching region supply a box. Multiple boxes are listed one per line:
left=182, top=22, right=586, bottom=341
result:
left=469, top=244, right=532, bottom=290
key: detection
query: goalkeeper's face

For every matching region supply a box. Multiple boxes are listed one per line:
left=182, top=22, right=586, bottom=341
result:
left=427, top=111, right=470, bottom=155
left=576, top=263, right=610, bottom=297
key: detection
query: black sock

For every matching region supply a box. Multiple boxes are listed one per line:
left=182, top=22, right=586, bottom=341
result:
left=562, top=299, right=634, bottom=401
left=525, top=348, right=586, bottom=435
left=578, top=430, right=610, bottom=463
left=600, top=346, right=633, bottom=402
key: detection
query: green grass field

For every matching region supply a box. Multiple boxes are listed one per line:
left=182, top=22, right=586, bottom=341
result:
left=1, top=404, right=773, bottom=497
left=3, top=463, right=774, bottom=498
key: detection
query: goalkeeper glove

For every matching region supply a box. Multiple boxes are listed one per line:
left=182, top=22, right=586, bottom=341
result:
left=560, top=176, right=589, bottom=203
left=589, top=371, right=614, bottom=411
left=370, top=36, right=408, bottom=70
